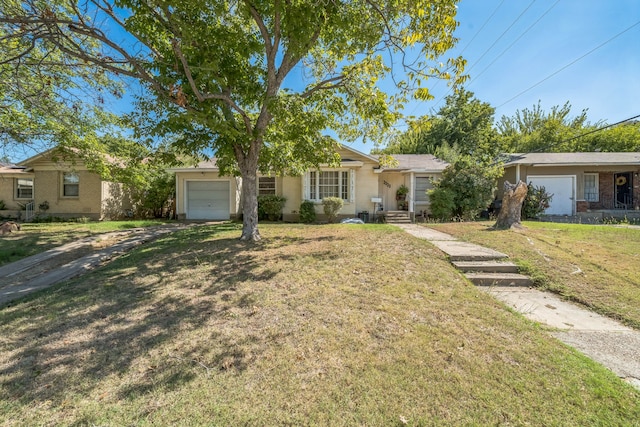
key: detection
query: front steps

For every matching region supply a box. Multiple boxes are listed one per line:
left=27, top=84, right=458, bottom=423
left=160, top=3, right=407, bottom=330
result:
left=384, top=210, right=411, bottom=224
left=451, top=255, right=532, bottom=287
left=464, top=272, right=533, bottom=287
left=452, top=260, right=519, bottom=273
left=397, top=223, right=533, bottom=287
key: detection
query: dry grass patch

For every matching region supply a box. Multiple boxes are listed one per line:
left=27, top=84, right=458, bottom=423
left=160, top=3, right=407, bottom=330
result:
left=1, top=223, right=638, bottom=425
left=428, top=221, right=640, bottom=329
left=0, top=220, right=172, bottom=266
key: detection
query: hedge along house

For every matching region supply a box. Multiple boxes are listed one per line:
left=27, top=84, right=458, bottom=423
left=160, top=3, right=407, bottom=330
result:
left=499, top=152, right=640, bottom=221
left=170, top=146, right=449, bottom=222
left=0, top=148, right=134, bottom=221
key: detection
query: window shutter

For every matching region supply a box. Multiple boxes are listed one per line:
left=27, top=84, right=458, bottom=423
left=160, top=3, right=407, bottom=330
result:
left=349, top=169, right=355, bottom=203
left=303, top=172, right=310, bottom=200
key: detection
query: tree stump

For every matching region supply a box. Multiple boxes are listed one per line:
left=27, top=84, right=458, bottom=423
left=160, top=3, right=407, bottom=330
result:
left=493, top=180, right=528, bottom=229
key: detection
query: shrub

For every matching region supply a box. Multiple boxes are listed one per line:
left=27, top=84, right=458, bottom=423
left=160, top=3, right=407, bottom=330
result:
left=322, top=197, right=344, bottom=223
left=0, top=200, right=6, bottom=210
left=257, top=195, right=287, bottom=221
left=427, top=187, right=456, bottom=221
left=428, top=156, right=502, bottom=221
left=521, top=183, right=553, bottom=219
left=299, top=200, right=316, bottom=223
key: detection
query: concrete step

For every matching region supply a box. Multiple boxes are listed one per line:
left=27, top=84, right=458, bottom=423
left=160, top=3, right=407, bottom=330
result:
left=429, top=240, right=508, bottom=262
left=385, top=211, right=411, bottom=224
left=452, top=260, right=520, bottom=273
left=465, top=272, right=533, bottom=287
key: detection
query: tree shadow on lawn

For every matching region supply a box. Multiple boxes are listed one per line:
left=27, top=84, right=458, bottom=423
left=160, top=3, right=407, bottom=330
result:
left=0, top=224, right=344, bottom=407
left=0, top=229, right=93, bottom=266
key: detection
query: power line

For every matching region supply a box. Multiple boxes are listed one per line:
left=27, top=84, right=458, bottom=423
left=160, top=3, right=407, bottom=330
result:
left=497, top=19, right=640, bottom=109
left=406, top=0, right=507, bottom=118
left=465, top=0, right=537, bottom=75
left=469, top=0, right=560, bottom=87
left=557, top=113, right=640, bottom=146
left=458, top=0, right=507, bottom=56
left=429, top=0, right=538, bottom=112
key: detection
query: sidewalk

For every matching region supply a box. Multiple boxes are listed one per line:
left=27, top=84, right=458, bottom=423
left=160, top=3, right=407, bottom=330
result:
left=397, top=223, right=640, bottom=390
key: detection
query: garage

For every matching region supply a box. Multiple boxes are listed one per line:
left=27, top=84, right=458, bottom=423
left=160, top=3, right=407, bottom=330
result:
left=186, top=180, right=230, bottom=220
left=527, top=175, right=575, bottom=216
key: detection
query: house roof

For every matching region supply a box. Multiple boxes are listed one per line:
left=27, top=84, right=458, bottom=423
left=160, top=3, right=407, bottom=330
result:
left=375, top=154, right=449, bottom=172
left=0, top=163, right=30, bottom=175
left=169, top=145, right=381, bottom=173
left=504, top=152, right=640, bottom=167
left=168, top=158, right=219, bottom=172
left=18, top=146, right=125, bottom=170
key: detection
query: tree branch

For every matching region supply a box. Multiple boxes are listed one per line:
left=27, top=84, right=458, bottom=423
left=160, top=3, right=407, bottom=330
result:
left=300, top=75, right=345, bottom=98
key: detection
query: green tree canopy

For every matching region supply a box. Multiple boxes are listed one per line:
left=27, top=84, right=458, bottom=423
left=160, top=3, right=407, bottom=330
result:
left=496, top=101, right=594, bottom=153
left=380, top=88, right=498, bottom=161
left=1, top=0, right=467, bottom=241
left=496, top=102, right=640, bottom=153
left=0, top=12, right=126, bottom=161
left=568, top=121, right=640, bottom=152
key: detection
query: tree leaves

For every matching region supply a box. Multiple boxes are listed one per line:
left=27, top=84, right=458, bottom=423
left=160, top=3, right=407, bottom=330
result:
left=2, top=0, right=465, bottom=239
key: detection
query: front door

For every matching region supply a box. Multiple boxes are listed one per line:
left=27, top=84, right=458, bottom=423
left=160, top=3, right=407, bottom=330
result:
left=614, top=172, right=633, bottom=208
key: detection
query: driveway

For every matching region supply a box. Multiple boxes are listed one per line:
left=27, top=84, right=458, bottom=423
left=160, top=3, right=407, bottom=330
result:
left=0, top=223, right=205, bottom=305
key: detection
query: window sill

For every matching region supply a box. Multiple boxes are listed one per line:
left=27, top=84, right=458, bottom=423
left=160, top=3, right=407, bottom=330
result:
left=310, top=200, right=350, bottom=204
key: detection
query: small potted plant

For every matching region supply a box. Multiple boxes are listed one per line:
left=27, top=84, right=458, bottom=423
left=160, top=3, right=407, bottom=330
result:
left=396, top=184, right=409, bottom=201
left=39, top=201, right=50, bottom=213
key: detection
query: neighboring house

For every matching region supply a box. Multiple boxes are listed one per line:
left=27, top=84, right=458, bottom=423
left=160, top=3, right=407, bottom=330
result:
left=0, top=149, right=133, bottom=221
left=0, top=162, right=34, bottom=218
left=170, top=146, right=449, bottom=222
left=500, top=152, right=640, bottom=219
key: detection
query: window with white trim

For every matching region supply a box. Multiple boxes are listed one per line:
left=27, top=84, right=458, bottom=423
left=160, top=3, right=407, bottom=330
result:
left=15, top=178, right=33, bottom=199
left=414, top=177, right=434, bottom=202
left=583, top=173, right=598, bottom=202
left=63, top=172, right=80, bottom=197
left=309, top=170, right=349, bottom=201
left=258, top=177, right=276, bottom=195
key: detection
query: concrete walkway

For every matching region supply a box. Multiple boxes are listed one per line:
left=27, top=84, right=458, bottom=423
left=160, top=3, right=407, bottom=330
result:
left=0, top=223, right=199, bottom=305
left=398, top=223, right=640, bottom=390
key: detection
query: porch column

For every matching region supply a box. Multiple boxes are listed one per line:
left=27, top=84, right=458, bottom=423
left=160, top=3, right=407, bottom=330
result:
left=409, top=172, right=415, bottom=213
left=516, top=165, right=521, bottom=183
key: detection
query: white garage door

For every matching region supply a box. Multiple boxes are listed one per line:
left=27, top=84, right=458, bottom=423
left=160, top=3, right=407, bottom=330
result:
left=187, top=181, right=230, bottom=220
left=527, top=176, right=575, bottom=216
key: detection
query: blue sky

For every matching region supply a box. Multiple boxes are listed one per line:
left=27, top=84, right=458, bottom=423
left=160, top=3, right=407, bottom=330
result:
left=350, top=0, right=640, bottom=153
left=7, top=0, right=639, bottom=162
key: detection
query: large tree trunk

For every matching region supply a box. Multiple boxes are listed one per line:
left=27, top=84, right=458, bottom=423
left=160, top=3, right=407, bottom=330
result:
left=493, top=180, right=528, bottom=229
left=239, top=170, right=261, bottom=241
left=237, top=142, right=262, bottom=242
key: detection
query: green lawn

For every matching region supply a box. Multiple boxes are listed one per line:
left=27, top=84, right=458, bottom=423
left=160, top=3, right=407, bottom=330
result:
left=427, top=221, right=640, bottom=330
left=0, top=223, right=638, bottom=425
left=0, top=220, right=173, bottom=266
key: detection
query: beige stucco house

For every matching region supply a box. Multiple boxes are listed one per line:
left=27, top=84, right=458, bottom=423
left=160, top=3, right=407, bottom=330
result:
left=499, top=152, right=640, bottom=220
left=0, top=149, right=133, bottom=221
left=170, top=146, right=449, bottom=222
